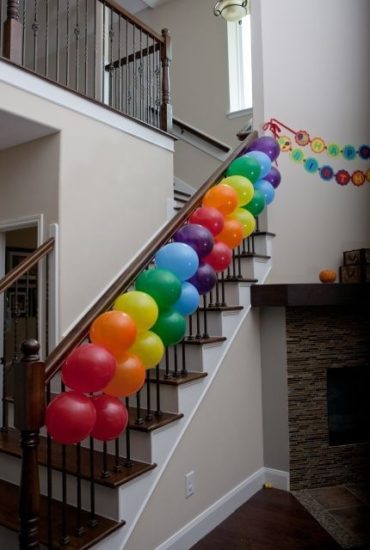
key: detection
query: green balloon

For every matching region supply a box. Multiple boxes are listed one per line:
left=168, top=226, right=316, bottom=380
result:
left=152, top=310, right=186, bottom=346
left=135, top=269, right=181, bottom=310
left=226, top=157, right=261, bottom=184
left=243, top=190, right=266, bottom=217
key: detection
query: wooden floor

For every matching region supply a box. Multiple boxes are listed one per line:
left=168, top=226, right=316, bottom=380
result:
left=191, top=488, right=342, bottom=550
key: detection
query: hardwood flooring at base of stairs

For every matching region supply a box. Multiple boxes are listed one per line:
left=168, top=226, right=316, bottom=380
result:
left=191, top=488, right=343, bottom=550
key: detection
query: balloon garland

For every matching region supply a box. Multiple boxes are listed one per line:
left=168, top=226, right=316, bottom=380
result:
left=45, top=135, right=282, bottom=445
left=263, top=118, right=370, bottom=187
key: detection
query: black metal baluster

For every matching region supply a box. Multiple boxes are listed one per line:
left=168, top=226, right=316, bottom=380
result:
left=102, top=0, right=105, bottom=102
left=22, top=0, right=27, bottom=65
left=133, top=23, right=136, bottom=118
left=173, top=345, right=179, bottom=378
left=139, top=28, right=143, bottom=121
left=32, top=0, right=39, bottom=71
left=124, top=397, right=132, bottom=466
left=195, top=309, right=202, bottom=339
left=118, top=14, right=122, bottom=111
left=156, top=45, right=160, bottom=127
left=155, top=364, right=162, bottom=416
left=164, top=347, right=170, bottom=379
left=66, top=0, right=70, bottom=86
left=232, top=249, right=237, bottom=278
left=181, top=340, right=187, bottom=376
left=1, top=355, right=8, bottom=430
left=146, top=33, right=149, bottom=123
left=76, top=442, right=85, bottom=535
left=56, top=0, right=60, bottom=82
left=46, top=383, right=52, bottom=548
left=256, top=217, right=260, bottom=232
left=242, top=237, right=246, bottom=254
left=126, top=18, right=129, bottom=113
left=84, top=0, right=88, bottom=95
left=75, top=0, right=80, bottom=91
left=208, top=289, right=214, bottom=307
left=60, top=381, right=70, bottom=545
left=25, top=271, right=30, bottom=339
left=146, top=369, right=153, bottom=420
left=251, top=232, right=256, bottom=254
left=202, top=295, right=209, bottom=338
left=188, top=315, right=194, bottom=339
left=93, top=0, right=96, bottom=98
left=108, top=7, right=113, bottom=106
left=89, top=436, right=97, bottom=526
left=151, top=36, right=155, bottom=125
left=221, top=272, right=226, bottom=307
left=44, top=0, right=49, bottom=76
left=114, top=437, right=121, bottom=472
left=247, top=236, right=252, bottom=254
left=102, top=441, right=110, bottom=478
left=215, top=277, right=221, bottom=307
left=135, top=390, right=144, bottom=424
left=237, top=245, right=243, bottom=278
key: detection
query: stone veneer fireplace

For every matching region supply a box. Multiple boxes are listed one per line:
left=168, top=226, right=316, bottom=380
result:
left=286, top=305, right=370, bottom=490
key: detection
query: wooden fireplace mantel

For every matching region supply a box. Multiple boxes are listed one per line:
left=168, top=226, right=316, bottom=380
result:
left=251, top=283, right=370, bottom=307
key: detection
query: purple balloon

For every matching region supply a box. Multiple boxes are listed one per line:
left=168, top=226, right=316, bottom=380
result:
left=247, top=136, right=280, bottom=162
left=264, top=166, right=281, bottom=189
left=174, top=224, right=214, bottom=259
left=188, top=263, right=217, bottom=295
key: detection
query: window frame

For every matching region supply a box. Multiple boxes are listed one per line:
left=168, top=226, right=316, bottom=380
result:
left=226, top=15, right=253, bottom=118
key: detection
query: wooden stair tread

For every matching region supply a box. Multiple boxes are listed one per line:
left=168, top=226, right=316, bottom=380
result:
left=149, top=370, right=207, bottom=386
left=173, top=189, right=192, bottom=198
left=128, top=409, right=183, bottom=432
left=173, top=197, right=188, bottom=204
left=184, top=336, right=226, bottom=345
left=253, top=230, right=276, bottom=237
left=200, top=305, right=243, bottom=312
left=0, top=428, right=155, bottom=489
left=0, top=479, right=124, bottom=549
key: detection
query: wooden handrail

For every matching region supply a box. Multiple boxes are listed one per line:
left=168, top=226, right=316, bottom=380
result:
left=101, top=0, right=164, bottom=43
left=45, top=132, right=257, bottom=383
left=173, top=118, right=231, bottom=154
left=0, top=238, right=55, bottom=295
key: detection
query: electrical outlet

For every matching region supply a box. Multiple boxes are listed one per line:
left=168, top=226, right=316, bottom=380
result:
left=185, top=471, right=195, bottom=498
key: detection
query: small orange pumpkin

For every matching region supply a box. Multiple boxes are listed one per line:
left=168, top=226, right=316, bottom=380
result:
left=319, top=269, right=337, bottom=283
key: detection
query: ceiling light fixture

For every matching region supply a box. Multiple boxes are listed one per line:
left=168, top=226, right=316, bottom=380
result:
left=214, top=0, right=249, bottom=22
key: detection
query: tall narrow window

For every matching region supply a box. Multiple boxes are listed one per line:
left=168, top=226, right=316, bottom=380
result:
left=227, top=15, right=252, bottom=116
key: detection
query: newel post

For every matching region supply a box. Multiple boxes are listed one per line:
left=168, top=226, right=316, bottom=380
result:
left=14, top=339, right=45, bottom=549
left=160, top=28, right=173, bottom=133
left=3, top=0, right=23, bottom=64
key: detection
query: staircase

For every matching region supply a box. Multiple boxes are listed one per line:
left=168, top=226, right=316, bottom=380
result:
left=0, top=131, right=276, bottom=549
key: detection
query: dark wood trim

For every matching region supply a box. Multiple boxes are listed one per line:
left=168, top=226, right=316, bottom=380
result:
left=45, top=132, right=258, bottom=383
left=0, top=238, right=54, bottom=295
left=3, top=1, right=22, bottom=64
left=160, top=28, right=172, bottom=132
left=105, top=43, right=161, bottom=71
left=251, top=283, right=370, bottom=307
left=101, top=0, right=164, bottom=43
left=173, top=118, right=231, bottom=154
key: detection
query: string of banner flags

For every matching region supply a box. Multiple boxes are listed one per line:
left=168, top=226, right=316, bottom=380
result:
left=263, top=118, right=370, bottom=186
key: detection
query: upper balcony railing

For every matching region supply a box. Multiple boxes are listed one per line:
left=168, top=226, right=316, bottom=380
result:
left=0, top=0, right=172, bottom=132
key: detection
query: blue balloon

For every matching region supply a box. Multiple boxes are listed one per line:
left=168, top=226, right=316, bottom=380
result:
left=243, top=151, right=272, bottom=179
left=155, top=242, right=199, bottom=282
left=173, top=282, right=200, bottom=316
left=253, top=179, right=275, bottom=205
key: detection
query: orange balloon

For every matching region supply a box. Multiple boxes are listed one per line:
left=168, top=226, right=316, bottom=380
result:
left=202, top=184, right=238, bottom=216
left=216, top=219, right=244, bottom=249
left=103, top=353, right=145, bottom=397
left=90, top=311, right=137, bottom=360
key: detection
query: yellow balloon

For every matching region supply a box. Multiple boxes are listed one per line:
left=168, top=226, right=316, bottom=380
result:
left=221, top=176, right=254, bottom=207
left=114, top=291, right=158, bottom=332
left=229, top=208, right=256, bottom=238
left=130, top=330, right=165, bottom=369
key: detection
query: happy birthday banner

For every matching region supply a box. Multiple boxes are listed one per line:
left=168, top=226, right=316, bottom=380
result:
left=263, top=118, right=370, bottom=186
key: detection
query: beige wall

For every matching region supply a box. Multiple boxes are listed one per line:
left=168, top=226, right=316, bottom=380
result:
left=255, top=0, right=370, bottom=283
left=0, top=80, right=174, bottom=335
left=126, top=310, right=264, bottom=549
left=140, top=0, right=249, bottom=188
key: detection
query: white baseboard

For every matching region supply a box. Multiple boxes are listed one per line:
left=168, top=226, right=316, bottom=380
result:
left=156, top=467, right=288, bottom=550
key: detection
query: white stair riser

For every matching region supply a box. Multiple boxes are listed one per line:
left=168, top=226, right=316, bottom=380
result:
left=253, top=235, right=273, bottom=256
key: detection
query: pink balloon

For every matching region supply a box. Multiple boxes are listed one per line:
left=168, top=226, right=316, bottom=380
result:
left=62, top=343, right=116, bottom=393
left=46, top=392, right=96, bottom=445
left=90, top=395, right=129, bottom=441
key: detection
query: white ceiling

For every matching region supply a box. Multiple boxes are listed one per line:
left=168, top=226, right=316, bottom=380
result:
left=0, top=110, right=57, bottom=152
left=117, top=0, right=175, bottom=15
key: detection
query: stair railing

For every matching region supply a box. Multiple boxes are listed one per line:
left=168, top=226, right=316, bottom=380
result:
left=0, top=0, right=172, bottom=132
left=10, top=132, right=257, bottom=548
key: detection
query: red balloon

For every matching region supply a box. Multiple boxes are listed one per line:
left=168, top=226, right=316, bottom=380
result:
left=189, top=207, right=224, bottom=236
left=46, top=392, right=96, bottom=445
left=203, top=242, right=232, bottom=272
left=90, top=395, right=129, bottom=441
left=61, top=344, right=116, bottom=393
